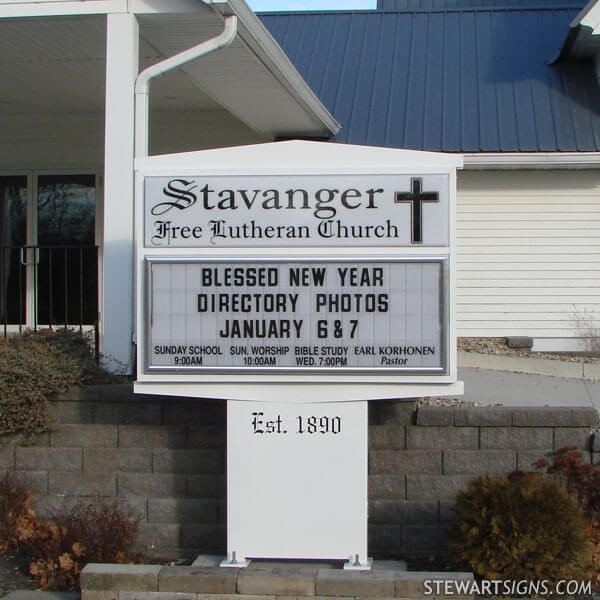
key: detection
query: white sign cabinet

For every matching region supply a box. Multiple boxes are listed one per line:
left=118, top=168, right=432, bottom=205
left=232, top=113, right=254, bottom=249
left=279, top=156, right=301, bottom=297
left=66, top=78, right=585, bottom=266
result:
left=133, top=140, right=463, bottom=568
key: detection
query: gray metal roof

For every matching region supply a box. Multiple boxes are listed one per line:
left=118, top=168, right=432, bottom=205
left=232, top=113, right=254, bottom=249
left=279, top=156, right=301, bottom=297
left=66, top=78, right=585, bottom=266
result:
left=377, top=0, right=586, bottom=9
left=260, top=6, right=600, bottom=152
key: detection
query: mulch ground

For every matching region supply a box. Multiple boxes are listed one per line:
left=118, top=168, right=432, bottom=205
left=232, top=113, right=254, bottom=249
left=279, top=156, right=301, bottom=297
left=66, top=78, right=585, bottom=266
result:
left=459, top=337, right=600, bottom=364
left=0, top=551, right=37, bottom=596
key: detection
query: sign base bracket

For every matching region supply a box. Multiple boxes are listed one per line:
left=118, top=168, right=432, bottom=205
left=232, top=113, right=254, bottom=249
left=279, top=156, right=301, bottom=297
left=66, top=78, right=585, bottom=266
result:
left=220, top=552, right=250, bottom=568
left=343, top=556, right=373, bottom=571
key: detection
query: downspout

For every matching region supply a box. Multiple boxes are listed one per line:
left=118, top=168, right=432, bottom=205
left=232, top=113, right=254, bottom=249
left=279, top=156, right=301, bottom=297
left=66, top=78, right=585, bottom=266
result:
left=134, top=15, right=238, bottom=158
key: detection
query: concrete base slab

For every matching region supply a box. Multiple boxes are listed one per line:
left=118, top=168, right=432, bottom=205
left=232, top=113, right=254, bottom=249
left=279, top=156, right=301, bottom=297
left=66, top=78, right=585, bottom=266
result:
left=191, top=554, right=225, bottom=568
left=371, top=559, right=408, bottom=571
left=248, top=560, right=340, bottom=570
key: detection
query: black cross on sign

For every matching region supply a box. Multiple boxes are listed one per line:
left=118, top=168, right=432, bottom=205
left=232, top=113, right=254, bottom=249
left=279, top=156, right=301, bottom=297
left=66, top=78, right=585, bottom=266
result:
left=394, top=178, right=439, bottom=244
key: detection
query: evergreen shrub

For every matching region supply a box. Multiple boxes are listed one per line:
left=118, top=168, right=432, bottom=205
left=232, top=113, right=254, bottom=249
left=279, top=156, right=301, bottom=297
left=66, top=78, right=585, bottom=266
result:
left=0, top=329, right=123, bottom=438
left=447, top=472, right=589, bottom=581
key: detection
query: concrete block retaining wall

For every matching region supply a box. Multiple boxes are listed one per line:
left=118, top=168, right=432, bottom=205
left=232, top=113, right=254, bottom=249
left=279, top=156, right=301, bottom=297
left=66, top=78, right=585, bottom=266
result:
left=79, top=563, right=474, bottom=600
left=0, top=384, right=597, bottom=560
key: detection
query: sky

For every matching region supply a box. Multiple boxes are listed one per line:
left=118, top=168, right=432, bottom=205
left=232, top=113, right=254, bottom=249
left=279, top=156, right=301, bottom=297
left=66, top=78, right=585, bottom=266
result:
left=247, top=0, right=375, bottom=11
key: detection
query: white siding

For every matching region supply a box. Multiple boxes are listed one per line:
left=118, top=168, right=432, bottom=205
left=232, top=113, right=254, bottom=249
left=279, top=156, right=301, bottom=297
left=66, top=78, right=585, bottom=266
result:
left=457, top=170, right=600, bottom=338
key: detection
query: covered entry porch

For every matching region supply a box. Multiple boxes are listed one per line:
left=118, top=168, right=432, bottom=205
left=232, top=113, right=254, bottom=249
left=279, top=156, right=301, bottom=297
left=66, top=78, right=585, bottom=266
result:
left=0, top=0, right=338, bottom=370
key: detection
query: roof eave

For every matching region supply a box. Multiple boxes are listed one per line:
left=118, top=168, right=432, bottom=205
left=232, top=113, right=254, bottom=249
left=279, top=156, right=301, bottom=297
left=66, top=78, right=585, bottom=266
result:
left=463, top=152, right=600, bottom=169
left=205, top=0, right=341, bottom=137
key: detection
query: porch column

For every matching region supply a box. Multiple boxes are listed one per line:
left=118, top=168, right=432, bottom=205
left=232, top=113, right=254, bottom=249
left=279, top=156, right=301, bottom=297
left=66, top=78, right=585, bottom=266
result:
left=102, top=12, right=139, bottom=373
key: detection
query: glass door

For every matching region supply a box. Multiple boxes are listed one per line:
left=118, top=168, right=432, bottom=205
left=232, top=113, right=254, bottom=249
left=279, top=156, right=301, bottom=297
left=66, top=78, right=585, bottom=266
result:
left=36, top=174, right=98, bottom=327
left=0, top=173, right=98, bottom=333
left=0, top=176, right=28, bottom=328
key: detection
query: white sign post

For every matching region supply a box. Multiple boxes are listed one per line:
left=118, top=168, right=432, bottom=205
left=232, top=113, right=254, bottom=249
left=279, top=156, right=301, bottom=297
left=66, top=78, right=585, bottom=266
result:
left=134, top=140, right=463, bottom=568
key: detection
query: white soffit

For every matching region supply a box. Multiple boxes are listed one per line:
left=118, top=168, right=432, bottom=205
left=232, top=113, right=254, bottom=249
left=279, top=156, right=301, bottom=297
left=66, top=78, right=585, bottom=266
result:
left=0, top=15, right=225, bottom=114
left=137, top=2, right=339, bottom=139
left=135, top=140, right=464, bottom=172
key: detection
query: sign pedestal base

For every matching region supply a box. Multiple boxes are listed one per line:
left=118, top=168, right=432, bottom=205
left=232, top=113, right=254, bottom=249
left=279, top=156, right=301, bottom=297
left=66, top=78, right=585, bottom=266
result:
left=220, top=553, right=251, bottom=568
left=343, top=556, right=373, bottom=571
left=225, top=400, right=368, bottom=566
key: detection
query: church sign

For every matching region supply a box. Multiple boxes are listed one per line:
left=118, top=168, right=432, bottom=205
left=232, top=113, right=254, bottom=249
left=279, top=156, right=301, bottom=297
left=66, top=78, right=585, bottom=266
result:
left=134, top=141, right=463, bottom=568
left=144, top=174, right=449, bottom=247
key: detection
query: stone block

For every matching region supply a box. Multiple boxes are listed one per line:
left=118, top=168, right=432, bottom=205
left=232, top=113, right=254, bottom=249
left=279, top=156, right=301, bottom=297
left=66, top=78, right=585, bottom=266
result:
left=0, top=445, right=14, bottom=470
left=416, top=407, right=454, bottom=426
left=570, top=408, right=599, bottom=426
left=153, top=450, right=222, bottom=474
left=82, top=592, right=118, bottom=600
left=51, top=424, right=118, bottom=447
left=8, top=471, right=48, bottom=494
left=316, top=569, right=395, bottom=597
left=238, top=568, right=317, bottom=596
left=187, top=475, right=226, bottom=499
left=217, top=500, right=226, bottom=523
left=16, top=447, right=82, bottom=471
left=406, top=475, right=472, bottom=502
left=377, top=401, right=416, bottom=425
left=554, top=427, right=592, bottom=451
left=49, top=472, right=116, bottom=496
left=163, top=402, right=226, bottom=427
left=480, top=427, right=552, bottom=449
left=33, top=495, right=77, bottom=518
left=16, top=432, right=51, bottom=447
left=453, top=407, right=512, bottom=427
left=198, top=596, right=271, bottom=600
left=517, top=450, right=554, bottom=471
left=395, top=572, right=472, bottom=598
left=368, top=475, right=405, bottom=500
left=94, top=403, right=162, bottom=426
left=84, top=448, right=152, bottom=473
left=48, top=386, right=83, bottom=402
left=443, top=450, right=516, bottom=475
left=159, top=567, right=238, bottom=594
left=370, top=450, right=442, bottom=475
left=148, top=498, right=218, bottom=523
left=369, top=425, right=405, bottom=450
left=49, top=401, right=95, bottom=424
left=439, top=501, right=455, bottom=523
left=369, top=525, right=402, bottom=559
left=121, top=593, right=197, bottom=600
left=118, top=473, right=186, bottom=498
left=101, top=384, right=134, bottom=402
left=512, top=408, right=597, bottom=427
left=119, top=426, right=187, bottom=449
left=370, top=500, right=438, bottom=524
left=74, top=495, right=147, bottom=521
left=507, top=336, right=533, bottom=349
left=81, top=564, right=162, bottom=592
left=187, top=427, right=226, bottom=450
left=138, top=523, right=181, bottom=550
left=401, top=525, right=446, bottom=553
left=406, top=427, right=478, bottom=450
left=181, top=524, right=226, bottom=551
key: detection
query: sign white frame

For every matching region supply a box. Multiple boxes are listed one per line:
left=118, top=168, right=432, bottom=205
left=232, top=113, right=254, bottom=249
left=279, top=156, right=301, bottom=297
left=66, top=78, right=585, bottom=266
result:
left=134, top=141, right=463, bottom=401
left=144, top=254, right=448, bottom=375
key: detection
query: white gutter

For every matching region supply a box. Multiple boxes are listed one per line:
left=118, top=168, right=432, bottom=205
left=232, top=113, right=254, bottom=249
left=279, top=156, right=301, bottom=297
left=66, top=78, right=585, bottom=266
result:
left=134, top=15, right=238, bottom=158
left=462, top=152, right=600, bottom=169
left=208, top=0, right=341, bottom=137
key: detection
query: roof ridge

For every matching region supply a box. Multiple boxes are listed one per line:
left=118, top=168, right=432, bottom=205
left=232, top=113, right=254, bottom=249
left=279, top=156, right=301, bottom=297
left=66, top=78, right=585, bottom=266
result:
left=257, top=5, right=582, bottom=16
